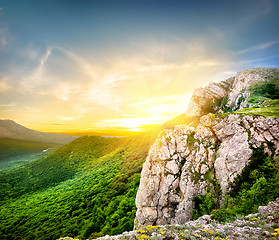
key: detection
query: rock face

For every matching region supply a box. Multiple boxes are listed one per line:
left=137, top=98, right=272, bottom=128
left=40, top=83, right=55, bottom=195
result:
left=224, top=67, right=279, bottom=111
left=135, top=67, right=279, bottom=229
left=258, top=197, right=279, bottom=216
left=186, top=67, right=279, bottom=116
left=185, top=77, right=234, bottom=117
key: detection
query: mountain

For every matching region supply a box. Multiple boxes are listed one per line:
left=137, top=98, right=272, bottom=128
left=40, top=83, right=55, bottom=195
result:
left=0, top=67, right=279, bottom=240
left=0, top=119, right=78, bottom=145
left=135, top=67, right=279, bottom=228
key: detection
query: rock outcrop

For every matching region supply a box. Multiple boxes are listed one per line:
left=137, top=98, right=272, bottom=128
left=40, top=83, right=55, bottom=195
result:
left=185, top=77, right=234, bottom=117
left=186, top=67, right=279, bottom=116
left=135, top=67, right=279, bottom=228
left=258, top=197, right=279, bottom=216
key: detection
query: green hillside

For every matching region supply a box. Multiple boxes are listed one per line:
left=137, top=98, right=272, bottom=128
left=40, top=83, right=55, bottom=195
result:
left=0, top=114, right=189, bottom=240
left=0, top=138, right=61, bottom=171
left=1, top=74, right=279, bottom=240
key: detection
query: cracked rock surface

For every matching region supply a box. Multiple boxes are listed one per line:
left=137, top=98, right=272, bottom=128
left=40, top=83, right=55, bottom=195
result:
left=134, top=114, right=279, bottom=228
left=185, top=67, right=279, bottom=117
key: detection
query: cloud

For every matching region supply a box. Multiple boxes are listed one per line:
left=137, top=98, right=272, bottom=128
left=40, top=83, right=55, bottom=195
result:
left=128, top=94, right=190, bottom=116
left=20, top=47, right=52, bottom=93
left=235, top=40, right=279, bottom=55
left=222, top=71, right=237, bottom=75
left=49, top=82, right=83, bottom=101
left=58, top=116, right=74, bottom=121
left=0, top=37, right=243, bottom=133
left=0, top=25, right=8, bottom=50
left=54, top=46, right=98, bottom=81
left=238, top=0, right=273, bottom=26
left=0, top=77, right=12, bottom=92
left=0, top=102, right=16, bottom=108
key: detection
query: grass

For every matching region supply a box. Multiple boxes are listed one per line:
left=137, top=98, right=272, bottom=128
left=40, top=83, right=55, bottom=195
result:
left=234, top=99, right=279, bottom=118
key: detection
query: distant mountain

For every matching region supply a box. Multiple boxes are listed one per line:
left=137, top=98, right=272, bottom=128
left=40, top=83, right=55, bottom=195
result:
left=0, top=119, right=78, bottom=144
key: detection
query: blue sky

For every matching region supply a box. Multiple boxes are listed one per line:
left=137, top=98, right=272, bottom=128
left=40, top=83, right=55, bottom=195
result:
left=0, top=0, right=279, bottom=134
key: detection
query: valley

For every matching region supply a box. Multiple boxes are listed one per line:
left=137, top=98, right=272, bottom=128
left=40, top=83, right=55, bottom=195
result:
left=0, top=68, right=279, bottom=240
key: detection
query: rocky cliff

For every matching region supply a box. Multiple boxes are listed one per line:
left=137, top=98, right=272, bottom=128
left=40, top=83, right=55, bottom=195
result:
left=134, top=67, right=279, bottom=228
left=186, top=67, right=279, bottom=116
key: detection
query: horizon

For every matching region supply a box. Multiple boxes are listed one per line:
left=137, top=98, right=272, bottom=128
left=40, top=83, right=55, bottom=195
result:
left=1, top=0, right=279, bottom=136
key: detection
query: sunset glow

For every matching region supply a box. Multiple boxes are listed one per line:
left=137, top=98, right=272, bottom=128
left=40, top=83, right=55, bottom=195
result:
left=0, top=1, right=279, bottom=135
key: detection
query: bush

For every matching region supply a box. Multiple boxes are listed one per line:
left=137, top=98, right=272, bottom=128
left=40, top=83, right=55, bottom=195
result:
left=211, top=209, right=235, bottom=222
left=249, top=82, right=279, bottom=101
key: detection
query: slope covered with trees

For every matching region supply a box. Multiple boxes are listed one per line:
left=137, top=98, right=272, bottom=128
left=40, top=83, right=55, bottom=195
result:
left=0, top=138, right=61, bottom=171
left=0, top=115, right=188, bottom=240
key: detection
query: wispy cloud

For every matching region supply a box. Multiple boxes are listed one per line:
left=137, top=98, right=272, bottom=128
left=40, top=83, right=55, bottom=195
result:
left=0, top=102, right=16, bottom=108
left=58, top=116, right=74, bottom=121
left=55, top=46, right=98, bottom=81
left=85, top=73, right=128, bottom=106
left=235, top=40, right=279, bottom=55
left=222, top=71, right=237, bottom=75
left=20, top=47, right=52, bottom=92
left=49, top=82, right=83, bottom=101
left=238, top=0, right=273, bottom=26
left=0, top=76, right=12, bottom=92
left=0, top=25, right=8, bottom=50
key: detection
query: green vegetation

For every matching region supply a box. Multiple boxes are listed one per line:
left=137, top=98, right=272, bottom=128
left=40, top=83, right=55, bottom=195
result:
left=0, top=114, right=191, bottom=240
left=0, top=138, right=61, bottom=171
left=248, top=82, right=279, bottom=103
left=211, top=209, right=235, bottom=222
left=226, top=145, right=279, bottom=215
left=193, top=145, right=279, bottom=224
left=192, top=172, right=222, bottom=220
left=235, top=99, right=279, bottom=118
left=246, top=77, right=279, bottom=106
left=0, top=135, right=151, bottom=239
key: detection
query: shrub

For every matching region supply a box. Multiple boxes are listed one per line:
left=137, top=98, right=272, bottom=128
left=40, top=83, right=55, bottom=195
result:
left=211, top=209, right=235, bottom=222
left=248, top=82, right=279, bottom=101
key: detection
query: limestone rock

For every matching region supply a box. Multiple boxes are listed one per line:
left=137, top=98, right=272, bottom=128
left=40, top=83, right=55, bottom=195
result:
left=186, top=77, right=234, bottom=117
left=259, top=198, right=279, bottom=216
left=225, top=68, right=279, bottom=111
left=186, top=68, right=279, bottom=117
left=135, top=113, right=279, bottom=228
left=135, top=67, right=279, bottom=229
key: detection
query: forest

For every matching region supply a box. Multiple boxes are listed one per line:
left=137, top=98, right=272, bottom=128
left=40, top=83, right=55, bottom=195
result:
left=0, top=115, right=186, bottom=240
left=1, top=79, right=279, bottom=240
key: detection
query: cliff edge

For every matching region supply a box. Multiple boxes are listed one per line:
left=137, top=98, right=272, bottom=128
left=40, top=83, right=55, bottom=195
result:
left=135, top=67, right=279, bottom=228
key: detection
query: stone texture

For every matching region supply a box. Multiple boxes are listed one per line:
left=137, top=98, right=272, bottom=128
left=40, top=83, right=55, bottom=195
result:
left=186, top=77, right=234, bottom=117
left=258, top=198, right=279, bottom=216
left=83, top=199, right=279, bottom=240
left=135, top=113, right=279, bottom=228
left=135, top=67, right=279, bottom=229
left=186, top=68, right=279, bottom=117
left=225, top=68, right=279, bottom=111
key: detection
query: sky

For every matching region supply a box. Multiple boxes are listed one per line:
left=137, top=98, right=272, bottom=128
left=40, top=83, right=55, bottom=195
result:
left=0, top=0, right=279, bottom=136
